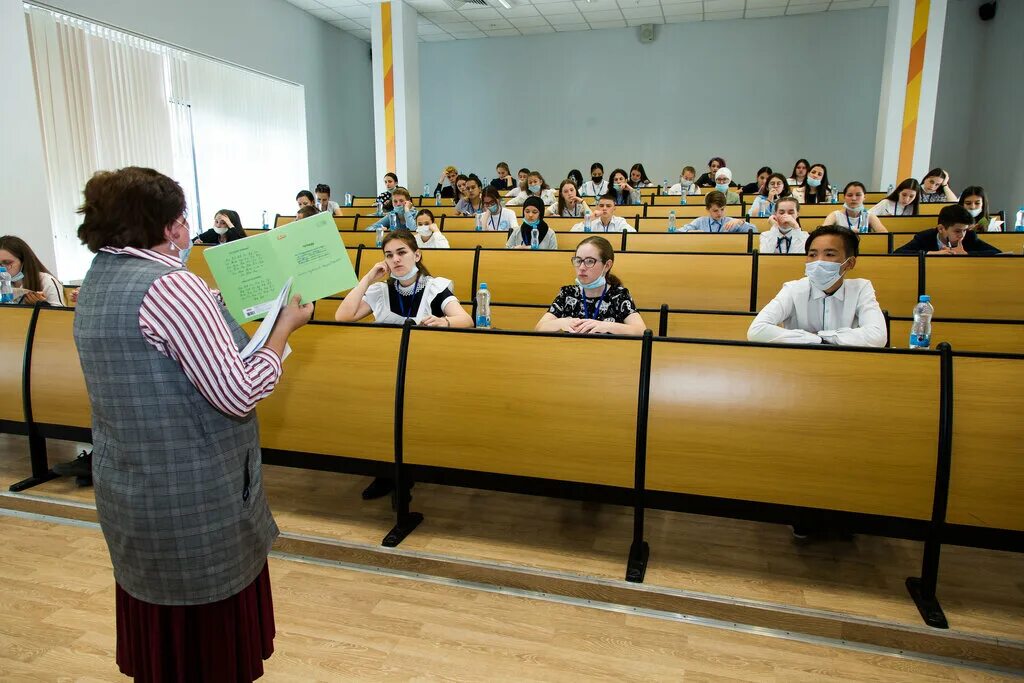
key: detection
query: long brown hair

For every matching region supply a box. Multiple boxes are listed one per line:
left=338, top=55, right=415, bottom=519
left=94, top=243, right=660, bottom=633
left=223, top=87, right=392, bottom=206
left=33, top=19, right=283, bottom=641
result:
left=0, top=235, right=56, bottom=292
left=382, top=229, right=432, bottom=277
left=578, top=236, right=623, bottom=288
left=556, top=179, right=580, bottom=216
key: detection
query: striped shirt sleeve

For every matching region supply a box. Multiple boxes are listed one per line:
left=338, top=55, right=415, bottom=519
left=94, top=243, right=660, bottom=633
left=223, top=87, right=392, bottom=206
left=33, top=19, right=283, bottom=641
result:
left=138, top=270, right=283, bottom=417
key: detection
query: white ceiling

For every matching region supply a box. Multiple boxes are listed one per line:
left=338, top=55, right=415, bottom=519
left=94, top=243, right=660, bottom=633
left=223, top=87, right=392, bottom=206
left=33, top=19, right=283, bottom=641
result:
left=285, top=0, right=889, bottom=44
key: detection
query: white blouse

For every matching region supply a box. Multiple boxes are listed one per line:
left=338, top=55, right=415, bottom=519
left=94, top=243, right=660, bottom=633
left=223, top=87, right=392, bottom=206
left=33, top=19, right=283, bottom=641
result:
left=363, top=275, right=458, bottom=325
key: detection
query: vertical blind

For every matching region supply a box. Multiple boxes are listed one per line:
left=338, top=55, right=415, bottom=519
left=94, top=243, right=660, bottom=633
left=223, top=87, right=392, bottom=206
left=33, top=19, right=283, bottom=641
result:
left=25, top=4, right=308, bottom=280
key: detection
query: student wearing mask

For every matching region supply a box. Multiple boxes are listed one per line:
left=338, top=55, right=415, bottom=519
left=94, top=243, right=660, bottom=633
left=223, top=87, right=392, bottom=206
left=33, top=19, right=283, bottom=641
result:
left=479, top=187, right=518, bottom=231
left=666, top=166, right=701, bottom=196
left=0, top=235, right=65, bottom=306
left=629, top=163, right=654, bottom=188
left=378, top=173, right=398, bottom=212
left=712, top=168, right=741, bottom=205
left=696, top=157, right=731, bottom=188
left=433, top=166, right=460, bottom=199
left=414, top=209, right=449, bottom=249
left=295, top=190, right=315, bottom=210
left=570, top=194, right=635, bottom=232
left=682, top=191, right=755, bottom=233
left=958, top=186, right=994, bottom=231
left=505, top=171, right=556, bottom=206
left=823, top=182, right=887, bottom=233
left=335, top=228, right=472, bottom=501
left=490, top=162, right=516, bottom=191
left=535, top=236, right=646, bottom=335
left=748, top=225, right=886, bottom=347
left=581, top=163, right=608, bottom=197
left=455, top=175, right=486, bottom=216
left=802, top=163, right=831, bottom=205
left=741, top=166, right=773, bottom=196
left=759, top=197, right=808, bottom=255
left=746, top=173, right=792, bottom=217
left=549, top=179, right=590, bottom=217
left=506, top=196, right=558, bottom=250
left=315, top=184, right=343, bottom=216
left=894, top=205, right=1001, bottom=255
left=505, top=167, right=531, bottom=200
left=193, top=209, right=246, bottom=244
left=608, top=168, right=642, bottom=206
left=870, top=179, right=920, bottom=217
left=365, top=187, right=418, bottom=232
left=919, top=168, right=958, bottom=203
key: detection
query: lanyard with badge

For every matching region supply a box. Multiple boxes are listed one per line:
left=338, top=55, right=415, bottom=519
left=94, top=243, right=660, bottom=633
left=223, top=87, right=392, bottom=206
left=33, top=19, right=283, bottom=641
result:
left=396, top=279, right=423, bottom=319
left=580, top=285, right=608, bottom=320
left=845, top=210, right=864, bottom=232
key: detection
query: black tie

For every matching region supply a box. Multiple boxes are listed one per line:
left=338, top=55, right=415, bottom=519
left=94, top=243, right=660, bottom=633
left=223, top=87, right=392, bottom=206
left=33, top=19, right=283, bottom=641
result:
left=778, top=236, right=791, bottom=254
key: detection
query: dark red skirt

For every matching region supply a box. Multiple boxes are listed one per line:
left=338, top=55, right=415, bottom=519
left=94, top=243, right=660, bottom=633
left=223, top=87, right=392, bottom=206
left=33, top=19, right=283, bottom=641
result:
left=115, top=562, right=275, bottom=683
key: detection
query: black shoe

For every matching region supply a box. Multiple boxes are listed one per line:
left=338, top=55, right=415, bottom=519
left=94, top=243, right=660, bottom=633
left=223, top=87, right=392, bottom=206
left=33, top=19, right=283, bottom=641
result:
left=53, top=450, right=92, bottom=478
left=361, top=477, right=395, bottom=500
left=74, top=475, right=93, bottom=488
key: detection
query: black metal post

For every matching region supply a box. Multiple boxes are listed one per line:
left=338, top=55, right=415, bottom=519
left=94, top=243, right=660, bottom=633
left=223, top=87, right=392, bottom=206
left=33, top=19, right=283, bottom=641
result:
left=918, top=251, right=927, bottom=298
left=10, top=303, right=58, bottom=492
left=626, top=330, right=653, bottom=582
left=470, top=246, right=481, bottom=322
left=658, top=304, right=668, bottom=337
left=749, top=250, right=760, bottom=312
left=906, top=342, right=953, bottom=628
left=382, top=319, right=423, bottom=546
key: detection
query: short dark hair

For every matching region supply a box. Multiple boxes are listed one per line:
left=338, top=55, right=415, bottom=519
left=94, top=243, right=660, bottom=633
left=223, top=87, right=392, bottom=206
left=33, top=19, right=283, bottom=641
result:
left=517, top=167, right=530, bottom=176
left=590, top=162, right=604, bottom=174
left=296, top=190, right=315, bottom=202
left=384, top=172, right=398, bottom=183
left=314, top=184, right=331, bottom=195
left=937, top=204, right=973, bottom=228
left=464, top=174, right=482, bottom=189
left=296, top=205, right=319, bottom=219
left=215, top=209, right=243, bottom=230
left=416, top=208, right=435, bottom=223
left=806, top=225, right=860, bottom=257
left=704, top=190, right=726, bottom=209
left=77, top=167, right=185, bottom=252
left=598, top=192, right=617, bottom=204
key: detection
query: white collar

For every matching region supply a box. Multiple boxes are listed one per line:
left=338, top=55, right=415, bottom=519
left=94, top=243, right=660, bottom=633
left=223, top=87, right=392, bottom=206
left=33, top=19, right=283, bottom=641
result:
left=809, top=279, right=847, bottom=302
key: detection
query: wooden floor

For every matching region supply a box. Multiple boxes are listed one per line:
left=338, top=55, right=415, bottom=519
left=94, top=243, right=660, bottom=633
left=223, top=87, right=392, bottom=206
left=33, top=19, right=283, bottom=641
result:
left=0, top=513, right=1014, bottom=682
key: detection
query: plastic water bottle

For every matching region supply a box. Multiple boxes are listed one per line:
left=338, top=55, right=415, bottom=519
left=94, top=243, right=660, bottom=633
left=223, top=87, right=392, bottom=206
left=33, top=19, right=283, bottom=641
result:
left=475, top=215, right=483, bottom=232
left=375, top=200, right=383, bottom=217
left=759, top=202, right=768, bottom=218
left=662, top=177, right=668, bottom=192
left=0, top=267, right=13, bottom=304
left=680, top=191, right=687, bottom=205
left=423, top=183, right=430, bottom=197
left=375, top=224, right=385, bottom=247
left=830, top=186, right=838, bottom=204
left=887, top=184, right=894, bottom=195
left=343, top=193, right=352, bottom=207
left=435, top=192, right=441, bottom=207
left=909, top=295, right=934, bottom=350
left=530, top=226, right=540, bottom=249
left=261, top=210, right=268, bottom=230
left=1015, top=207, right=1024, bottom=232
left=583, top=209, right=592, bottom=233
left=476, top=283, right=491, bottom=329
left=667, top=210, right=677, bottom=233
left=858, top=208, right=869, bottom=233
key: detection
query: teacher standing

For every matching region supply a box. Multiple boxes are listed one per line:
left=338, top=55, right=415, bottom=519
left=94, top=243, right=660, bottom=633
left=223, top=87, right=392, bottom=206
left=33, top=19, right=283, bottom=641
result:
left=72, top=167, right=312, bottom=682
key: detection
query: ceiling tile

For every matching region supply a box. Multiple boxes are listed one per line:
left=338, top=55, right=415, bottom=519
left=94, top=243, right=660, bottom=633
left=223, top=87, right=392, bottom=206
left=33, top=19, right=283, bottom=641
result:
left=743, top=0, right=786, bottom=6
left=340, top=5, right=371, bottom=18
left=616, top=0, right=660, bottom=7
left=287, top=0, right=326, bottom=9
left=512, top=16, right=555, bottom=26
left=786, top=3, right=829, bottom=14
left=473, top=17, right=514, bottom=29
left=787, top=0, right=827, bottom=5
left=459, top=7, right=502, bottom=20
left=421, top=33, right=455, bottom=41
left=308, top=7, right=343, bottom=19
left=320, top=0, right=363, bottom=7
left=417, top=22, right=449, bottom=34
left=518, top=24, right=556, bottom=33
left=702, top=0, right=744, bottom=10
left=664, top=13, right=702, bottom=22
left=405, top=0, right=452, bottom=9
left=744, top=7, right=785, bottom=17
left=538, top=2, right=582, bottom=14
left=662, top=4, right=702, bottom=16
left=582, top=8, right=624, bottom=20
left=829, top=0, right=874, bottom=10
left=704, top=9, right=742, bottom=19
left=421, top=10, right=462, bottom=21
left=450, top=29, right=486, bottom=37
left=626, top=17, right=662, bottom=25
left=497, top=5, right=541, bottom=17
left=587, top=18, right=627, bottom=27
left=437, top=20, right=476, bottom=30
left=485, top=28, right=522, bottom=36
left=553, top=22, right=591, bottom=30
left=574, top=0, right=619, bottom=9
left=621, top=6, right=663, bottom=19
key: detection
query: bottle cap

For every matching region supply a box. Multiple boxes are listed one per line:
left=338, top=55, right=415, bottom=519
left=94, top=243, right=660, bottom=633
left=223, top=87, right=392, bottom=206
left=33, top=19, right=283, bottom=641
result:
left=479, top=282, right=488, bottom=289
left=919, top=295, right=930, bottom=303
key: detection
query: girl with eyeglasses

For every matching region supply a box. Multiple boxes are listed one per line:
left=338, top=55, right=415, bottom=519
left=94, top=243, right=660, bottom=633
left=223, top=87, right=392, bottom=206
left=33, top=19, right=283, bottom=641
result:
left=534, top=236, right=646, bottom=335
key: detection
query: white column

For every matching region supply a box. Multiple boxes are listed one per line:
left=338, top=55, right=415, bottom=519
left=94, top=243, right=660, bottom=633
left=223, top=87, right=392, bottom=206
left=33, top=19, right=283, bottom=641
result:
left=0, top=0, right=58, bottom=275
left=371, top=1, right=421, bottom=197
left=872, top=0, right=947, bottom=191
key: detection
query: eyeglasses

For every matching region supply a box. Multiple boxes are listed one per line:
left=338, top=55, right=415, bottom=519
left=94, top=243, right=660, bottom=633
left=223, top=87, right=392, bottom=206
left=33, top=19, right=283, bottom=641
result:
left=571, top=257, right=602, bottom=268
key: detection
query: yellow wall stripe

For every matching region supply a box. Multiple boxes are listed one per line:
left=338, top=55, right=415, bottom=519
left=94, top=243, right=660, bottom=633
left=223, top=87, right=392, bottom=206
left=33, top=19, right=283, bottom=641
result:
left=381, top=2, right=396, bottom=173
left=897, top=0, right=929, bottom=180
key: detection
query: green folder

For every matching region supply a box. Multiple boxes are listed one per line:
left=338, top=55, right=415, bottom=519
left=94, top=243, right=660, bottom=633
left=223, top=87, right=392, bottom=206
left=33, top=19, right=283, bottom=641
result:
left=203, top=212, right=357, bottom=324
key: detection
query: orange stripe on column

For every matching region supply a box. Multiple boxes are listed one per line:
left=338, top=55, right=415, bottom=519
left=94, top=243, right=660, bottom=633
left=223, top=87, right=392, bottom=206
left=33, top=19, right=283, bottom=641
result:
left=897, top=0, right=930, bottom=180
left=382, top=2, right=396, bottom=173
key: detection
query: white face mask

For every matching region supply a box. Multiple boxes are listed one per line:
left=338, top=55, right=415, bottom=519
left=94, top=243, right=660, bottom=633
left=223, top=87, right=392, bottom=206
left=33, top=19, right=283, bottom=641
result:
left=213, top=226, right=229, bottom=235
left=416, top=224, right=432, bottom=238
left=967, top=207, right=982, bottom=218
left=778, top=225, right=793, bottom=235
left=805, top=257, right=851, bottom=292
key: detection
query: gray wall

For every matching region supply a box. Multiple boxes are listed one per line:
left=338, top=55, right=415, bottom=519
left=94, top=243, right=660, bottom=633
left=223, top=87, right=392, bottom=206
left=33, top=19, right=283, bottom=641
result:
left=931, top=0, right=1024, bottom=213
left=42, top=0, right=376, bottom=196
left=419, top=8, right=887, bottom=189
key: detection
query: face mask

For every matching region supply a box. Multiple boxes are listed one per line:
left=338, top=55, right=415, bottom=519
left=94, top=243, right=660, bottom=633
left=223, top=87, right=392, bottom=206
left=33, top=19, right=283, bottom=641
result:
left=10, top=270, right=25, bottom=283
left=843, top=203, right=862, bottom=212
left=170, top=236, right=191, bottom=263
left=576, top=273, right=607, bottom=290
left=967, top=207, right=982, bottom=218
left=213, top=226, right=229, bottom=235
left=416, top=224, right=432, bottom=238
left=528, top=184, right=541, bottom=194
left=613, top=182, right=622, bottom=191
left=592, top=176, right=602, bottom=185
left=806, top=177, right=822, bottom=188
left=805, top=258, right=850, bottom=292
left=523, top=218, right=540, bottom=228
left=715, top=183, right=729, bottom=193
left=389, top=263, right=419, bottom=283
left=778, top=225, right=793, bottom=235
left=680, top=179, right=692, bottom=189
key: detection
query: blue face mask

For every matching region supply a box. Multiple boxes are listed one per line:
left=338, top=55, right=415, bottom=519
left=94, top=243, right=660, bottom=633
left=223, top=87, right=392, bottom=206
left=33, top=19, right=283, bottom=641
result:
left=171, top=236, right=191, bottom=263
left=613, top=182, right=622, bottom=191
left=393, top=205, right=406, bottom=216
left=576, top=274, right=607, bottom=290
left=10, top=271, right=24, bottom=283
left=528, top=184, right=541, bottom=194
left=806, top=177, right=822, bottom=188
left=715, top=183, right=729, bottom=193
left=524, top=218, right=540, bottom=228
left=488, top=203, right=500, bottom=215
left=390, top=263, right=419, bottom=283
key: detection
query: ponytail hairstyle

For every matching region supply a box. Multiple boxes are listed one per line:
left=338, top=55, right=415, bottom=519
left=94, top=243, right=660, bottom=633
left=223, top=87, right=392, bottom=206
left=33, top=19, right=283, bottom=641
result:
left=578, top=235, right=623, bottom=288
left=381, top=229, right=432, bottom=277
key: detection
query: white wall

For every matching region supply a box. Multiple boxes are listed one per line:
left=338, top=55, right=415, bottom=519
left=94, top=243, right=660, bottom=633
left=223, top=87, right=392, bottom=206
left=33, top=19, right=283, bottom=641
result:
left=419, top=8, right=887, bottom=190
left=38, top=0, right=376, bottom=199
left=931, top=0, right=1024, bottom=213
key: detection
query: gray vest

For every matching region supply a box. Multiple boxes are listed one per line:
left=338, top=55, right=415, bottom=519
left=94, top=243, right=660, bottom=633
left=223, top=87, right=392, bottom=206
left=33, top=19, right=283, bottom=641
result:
left=73, top=251, right=278, bottom=605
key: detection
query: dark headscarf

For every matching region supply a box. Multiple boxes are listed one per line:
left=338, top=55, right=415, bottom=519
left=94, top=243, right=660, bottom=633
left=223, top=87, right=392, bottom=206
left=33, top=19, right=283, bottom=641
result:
left=519, top=196, right=549, bottom=245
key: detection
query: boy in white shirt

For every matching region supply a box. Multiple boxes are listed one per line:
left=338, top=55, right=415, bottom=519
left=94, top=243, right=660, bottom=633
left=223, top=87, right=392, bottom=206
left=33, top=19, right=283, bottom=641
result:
left=748, top=225, right=887, bottom=347
left=570, top=194, right=636, bottom=233
left=759, top=197, right=809, bottom=255
left=682, top=191, right=755, bottom=233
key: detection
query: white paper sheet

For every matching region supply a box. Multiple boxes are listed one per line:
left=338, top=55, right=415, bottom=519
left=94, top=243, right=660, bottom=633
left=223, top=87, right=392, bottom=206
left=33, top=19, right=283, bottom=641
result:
left=240, top=277, right=292, bottom=361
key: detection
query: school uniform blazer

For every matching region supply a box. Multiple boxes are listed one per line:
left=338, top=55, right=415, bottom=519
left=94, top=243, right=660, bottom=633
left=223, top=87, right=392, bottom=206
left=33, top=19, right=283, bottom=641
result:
left=893, top=228, right=1002, bottom=255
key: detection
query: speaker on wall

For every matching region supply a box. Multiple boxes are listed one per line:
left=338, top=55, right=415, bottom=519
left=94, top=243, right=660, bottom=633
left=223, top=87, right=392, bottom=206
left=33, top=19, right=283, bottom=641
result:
left=639, top=23, right=656, bottom=43
left=979, top=1, right=997, bottom=21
